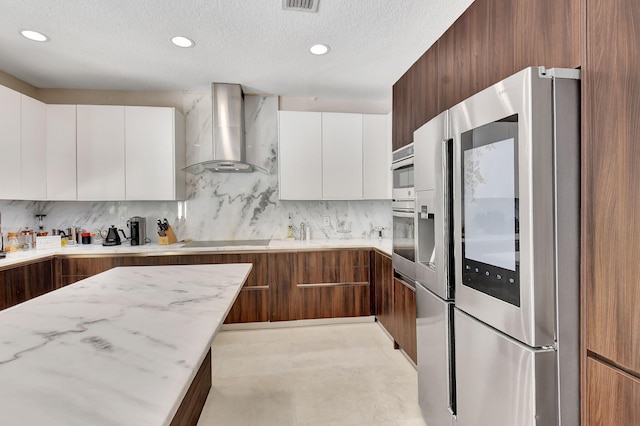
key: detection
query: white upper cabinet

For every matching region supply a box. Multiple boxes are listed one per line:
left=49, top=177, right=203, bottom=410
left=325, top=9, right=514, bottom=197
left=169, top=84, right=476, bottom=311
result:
left=46, top=104, right=77, bottom=200
left=76, top=105, right=126, bottom=200
left=278, top=110, right=389, bottom=201
left=362, top=113, right=391, bottom=199
left=21, top=95, right=47, bottom=200
left=322, top=112, right=363, bottom=199
left=278, top=111, right=323, bottom=200
left=124, top=106, right=185, bottom=200
left=0, top=86, right=22, bottom=200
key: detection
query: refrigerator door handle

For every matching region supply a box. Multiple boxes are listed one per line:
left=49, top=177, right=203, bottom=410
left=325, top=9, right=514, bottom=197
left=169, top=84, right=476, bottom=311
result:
left=445, top=304, right=456, bottom=417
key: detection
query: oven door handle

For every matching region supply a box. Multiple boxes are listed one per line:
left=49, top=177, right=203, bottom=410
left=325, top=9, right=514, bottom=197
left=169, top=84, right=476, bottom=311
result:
left=392, top=210, right=415, bottom=219
left=391, top=157, right=414, bottom=170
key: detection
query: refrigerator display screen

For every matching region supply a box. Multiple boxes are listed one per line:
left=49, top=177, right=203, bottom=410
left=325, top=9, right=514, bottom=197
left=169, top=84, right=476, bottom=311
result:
left=461, top=115, right=520, bottom=306
left=464, top=138, right=516, bottom=270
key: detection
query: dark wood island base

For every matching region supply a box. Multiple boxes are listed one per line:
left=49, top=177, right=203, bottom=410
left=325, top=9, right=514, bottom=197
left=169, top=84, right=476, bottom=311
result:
left=171, top=349, right=212, bottom=426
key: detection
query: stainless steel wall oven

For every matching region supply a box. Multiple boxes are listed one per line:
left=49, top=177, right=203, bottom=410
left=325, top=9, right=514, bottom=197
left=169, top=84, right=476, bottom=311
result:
left=392, top=199, right=416, bottom=283
left=391, top=142, right=416, bottom=283
left=391, top=143, right=415, bottom=201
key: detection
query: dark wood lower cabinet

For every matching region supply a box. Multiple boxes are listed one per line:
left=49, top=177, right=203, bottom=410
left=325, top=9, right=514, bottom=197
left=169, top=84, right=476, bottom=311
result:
left=587, top=356, right=640, bottom=425
left=296, top=250, right=371, bottom=320
left=58, top=253, right=270, bottom=324
left=224, top=286, right=269, bottom=323
left=393, top=277, right=417, bottom=363
left=373, top=252, right=394, bottom=336
left=4, top=249, right=377, bottom=323
left=0, top=259, right=55, bottom=310
left=372, top=251, right=416, bottom=363
left=269, top=252, right=297, bottom=322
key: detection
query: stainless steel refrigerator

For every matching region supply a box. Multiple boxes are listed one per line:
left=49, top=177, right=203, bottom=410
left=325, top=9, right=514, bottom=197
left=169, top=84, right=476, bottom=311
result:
left=414, top=110, right=456, bottom=426
left=415, top=66, right=580, bottom=426
left=451, top=67, right=580, bottom=426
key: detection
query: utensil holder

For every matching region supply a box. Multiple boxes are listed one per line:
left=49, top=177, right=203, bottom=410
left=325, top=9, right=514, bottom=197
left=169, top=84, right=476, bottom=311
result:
left=159, top=226, right=178, bottom=244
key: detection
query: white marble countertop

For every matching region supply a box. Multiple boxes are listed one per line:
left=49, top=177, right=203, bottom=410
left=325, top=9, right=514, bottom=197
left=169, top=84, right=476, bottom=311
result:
left=0, top=263, right=251, bottom=425
left=0, top=238, right=392, bottom=269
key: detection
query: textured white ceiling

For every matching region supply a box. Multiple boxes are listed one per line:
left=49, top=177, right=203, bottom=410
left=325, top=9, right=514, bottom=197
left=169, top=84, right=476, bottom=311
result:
left=0, top=0, right=473, bottom=101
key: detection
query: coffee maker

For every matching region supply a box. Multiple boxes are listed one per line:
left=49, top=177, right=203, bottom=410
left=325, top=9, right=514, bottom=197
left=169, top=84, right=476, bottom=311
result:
left=127, top=216, right=147, bottom=246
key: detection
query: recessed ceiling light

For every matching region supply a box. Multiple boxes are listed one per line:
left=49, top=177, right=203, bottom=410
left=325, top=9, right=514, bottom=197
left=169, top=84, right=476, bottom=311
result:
left=171, top=36, right=195, bottom=48
left=309, top=44, right=330, bottom=55
left=20, top=30, right=49, bottom=42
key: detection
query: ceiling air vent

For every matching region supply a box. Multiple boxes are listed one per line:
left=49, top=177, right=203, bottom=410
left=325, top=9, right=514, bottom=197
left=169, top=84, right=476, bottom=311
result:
left=282, top=0, right=319, bottom=13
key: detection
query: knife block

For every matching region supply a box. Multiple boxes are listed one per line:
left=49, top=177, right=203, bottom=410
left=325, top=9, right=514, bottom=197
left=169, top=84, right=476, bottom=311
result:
left=159, top=226, right=178, bottom=245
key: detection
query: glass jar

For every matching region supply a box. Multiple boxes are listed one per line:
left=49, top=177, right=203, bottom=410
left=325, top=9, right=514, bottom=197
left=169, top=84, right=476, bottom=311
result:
left=7, top=232, right=21, bottom=252
left=20, top=229, right=34, bottom=250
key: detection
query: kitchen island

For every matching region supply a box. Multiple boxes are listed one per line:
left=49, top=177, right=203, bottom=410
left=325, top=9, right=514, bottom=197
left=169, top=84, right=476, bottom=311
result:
left=0, top=263, right=252, bottom=425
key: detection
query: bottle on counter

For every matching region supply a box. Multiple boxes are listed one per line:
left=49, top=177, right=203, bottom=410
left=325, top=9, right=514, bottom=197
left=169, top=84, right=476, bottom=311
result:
left=287, top=213, right=294, bottom=239
left=305, top=222, right=311, bottom=240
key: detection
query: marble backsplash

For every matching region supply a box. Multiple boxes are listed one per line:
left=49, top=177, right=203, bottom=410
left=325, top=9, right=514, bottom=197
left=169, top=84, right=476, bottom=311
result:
left=0, top=94, right=391, bottom=242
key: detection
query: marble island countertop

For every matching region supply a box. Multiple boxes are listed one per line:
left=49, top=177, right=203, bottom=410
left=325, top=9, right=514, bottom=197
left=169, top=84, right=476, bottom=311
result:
left=0, top=238, right=392, bottom=269
left=0, top=263, right=252, bottom=425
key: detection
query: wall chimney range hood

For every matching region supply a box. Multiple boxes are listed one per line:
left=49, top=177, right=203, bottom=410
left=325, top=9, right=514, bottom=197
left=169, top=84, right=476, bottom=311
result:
left=183, top=83, right=266, bottom=174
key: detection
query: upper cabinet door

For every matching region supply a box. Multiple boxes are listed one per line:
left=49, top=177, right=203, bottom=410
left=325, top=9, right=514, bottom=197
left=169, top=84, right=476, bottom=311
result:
left=0, top=86, right=22, bottom=200
left=278, top=111, right=322, bottom=200
left=514, top=0, right=580, bottom=70
left=362, top=114, right=390, bottom=199
left=21, top=95, right=47, bottom=200
left=125, top=106, right=185, bottom=200
left=76, top=105, right=125, bottom=200
left=322, top=112, right=363, bottom=199
left=46, top=105, right=77, bottom=200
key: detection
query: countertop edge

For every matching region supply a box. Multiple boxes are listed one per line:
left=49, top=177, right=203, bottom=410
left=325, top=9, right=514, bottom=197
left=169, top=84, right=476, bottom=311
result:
left=0, top=239, right=392, bottom=270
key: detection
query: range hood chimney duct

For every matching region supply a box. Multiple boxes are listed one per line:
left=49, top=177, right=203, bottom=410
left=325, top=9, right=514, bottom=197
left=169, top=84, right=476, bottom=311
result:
left=183, top=83, right=266, bottom=174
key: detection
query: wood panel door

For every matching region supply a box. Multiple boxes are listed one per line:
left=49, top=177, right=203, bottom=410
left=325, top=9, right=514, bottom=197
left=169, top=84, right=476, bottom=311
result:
left=0, top=260, right=54, bottom=310
left=584, top=0, right=640, bottom=375
left=210, top=253, right=269, bottom=324
left=59, top=255, right=147, bottom=284
left=439, top=0, right=516, bottom=111
left=374, top=252, right=394, bottom=336
left=269, top=252, right=297, bottom=322
left=587, top=357, right=640, bottom=425
left=514, top=0, right=580, bottom=71
left=392, top=72, right=410, bottom=151
left=412, top=44, right=439, bottom=132
left=296, top=250, right=370, bottom=320
left=394, top=277, right=417, bottom=363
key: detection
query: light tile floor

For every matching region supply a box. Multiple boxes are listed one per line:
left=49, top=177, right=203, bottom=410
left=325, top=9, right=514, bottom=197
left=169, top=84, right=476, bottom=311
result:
left=197, top=322, right=428, bottom=426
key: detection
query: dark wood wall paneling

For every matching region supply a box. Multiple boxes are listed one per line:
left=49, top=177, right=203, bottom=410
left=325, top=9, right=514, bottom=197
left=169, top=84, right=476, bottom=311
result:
left=587, top=357, right=640, bottom=426
left=584, top=0, right=640, bottom=423
left=393, top=0, right=580, bottom=150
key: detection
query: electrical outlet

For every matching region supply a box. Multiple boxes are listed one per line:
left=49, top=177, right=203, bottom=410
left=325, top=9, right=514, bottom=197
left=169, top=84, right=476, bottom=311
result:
left=323, top=216, right=331, bottom=227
